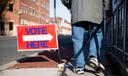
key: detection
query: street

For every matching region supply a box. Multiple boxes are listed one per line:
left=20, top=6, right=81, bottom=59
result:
left=0, top=36, right=40, bottom=66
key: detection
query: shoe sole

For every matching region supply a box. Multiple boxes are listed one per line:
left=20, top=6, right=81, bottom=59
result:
left=73, top=68, right=85, bottom=74
left=88, top=62, right=104, bottom=72
left=76, top=71, right=85, bottom=74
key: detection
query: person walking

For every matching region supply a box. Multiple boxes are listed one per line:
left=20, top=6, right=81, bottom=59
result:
left=61, top=0, right=111, bottom=74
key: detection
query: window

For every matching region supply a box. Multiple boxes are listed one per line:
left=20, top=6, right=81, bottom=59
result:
left=40, top=14, right=43, bottom=19
left=9, top=22, right=13, bottom=30
left=126, top=4, right=128, bottom=53
left=127, top=5, right=128, bottom=27
left=32, top=10, right=36, bottom=16
left=20, top=5, right=23, bottom=13
left=44, top=2, right=49, bottom=10
left=114, top=13, right=118, bottom=29
left=119, top=8, right=122, bottom=25
left=43, top=1, right=45, bottom=8
left=34, top=12, right=37, bottom=18
left=119, top=4, right=124, bottom=25
left=21, top=19, right=28, bottom=25
left=20, top=5, right=29, bottom=14
left=0, top=22, right=4, bottom=30
left=7, top=3, right=13, bottom=11
left=35, top=12, right=40, bottom=18
left=29, top=8, right=36, bottom=16
left=29, top=8, right=32, bottom=15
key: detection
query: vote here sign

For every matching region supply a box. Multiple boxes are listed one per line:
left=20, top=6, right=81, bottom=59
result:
left=17, top=24, right=58, bottom=51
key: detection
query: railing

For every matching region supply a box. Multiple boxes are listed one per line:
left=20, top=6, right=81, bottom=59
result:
left=105, top=0, right=128, bottom=68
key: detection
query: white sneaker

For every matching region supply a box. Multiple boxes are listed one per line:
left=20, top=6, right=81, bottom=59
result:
left=73, top=67, right=85, bottom=74
left=99, top=63, right=105, bottom=71
left=89, top=58, right=98, bottom=67
left=89, top=58, right=105, bottom=71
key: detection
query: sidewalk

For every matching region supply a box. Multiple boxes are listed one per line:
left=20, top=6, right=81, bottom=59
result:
left=0, top=68, right=60, bottom=76
left=0, top=66, right=105, bottom=76
left=0, top=42, right=112, bottom=76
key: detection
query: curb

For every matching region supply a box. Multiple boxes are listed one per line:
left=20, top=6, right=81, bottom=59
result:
left=0, top=53, right=38, bottom=71
left=0, top=61, right=18, bottom=71
left=0, top=36, right=17, bottom=40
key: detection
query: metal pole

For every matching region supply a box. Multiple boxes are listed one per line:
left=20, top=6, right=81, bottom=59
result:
left=54, top=0, right=57, bottom=23
left=54, top=0, right=62, bottom=63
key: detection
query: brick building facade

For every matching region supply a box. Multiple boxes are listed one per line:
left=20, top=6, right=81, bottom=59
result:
left=0, top=0, right=49, bottom=36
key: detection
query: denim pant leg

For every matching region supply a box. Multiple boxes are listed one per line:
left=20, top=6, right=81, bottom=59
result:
left=72, top=25, right=86, bottom=67
left=89, top=27, right=103, bottom=58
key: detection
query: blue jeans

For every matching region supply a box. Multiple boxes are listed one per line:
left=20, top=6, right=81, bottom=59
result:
left=72, top=22, right=103, bottom=67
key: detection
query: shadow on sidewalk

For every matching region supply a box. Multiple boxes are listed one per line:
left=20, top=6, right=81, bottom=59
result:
left=17, top=56, right=49, bottom=63
left=17, top=42, right=73, bottom=63
left=9, top=42, right=73, bottom=69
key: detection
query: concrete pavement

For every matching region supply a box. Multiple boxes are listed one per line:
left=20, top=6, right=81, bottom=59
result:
left=0, top=68, right=60, bottom=76
left=0, top=66, right=105, bottom=76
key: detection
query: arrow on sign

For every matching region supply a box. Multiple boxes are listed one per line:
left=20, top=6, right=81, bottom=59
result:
left=23, top=34, right=53, bottom=41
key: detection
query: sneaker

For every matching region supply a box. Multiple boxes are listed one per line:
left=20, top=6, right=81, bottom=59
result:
left=89, top=57, right=98, bottom=68
left=88, top=58, right=105, bottom=71
left=98, top=63, right=105, bottom=71
left=73, top=67, right=85, bottom=74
